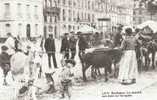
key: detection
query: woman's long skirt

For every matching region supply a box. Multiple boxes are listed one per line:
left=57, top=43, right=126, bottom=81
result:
left=118, top=50, right=138, bottom=83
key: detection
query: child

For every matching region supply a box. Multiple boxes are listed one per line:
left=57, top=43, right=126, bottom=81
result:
left=59, top=59, right=75, bottom=99
left=0, top=45, right=11, bottom=86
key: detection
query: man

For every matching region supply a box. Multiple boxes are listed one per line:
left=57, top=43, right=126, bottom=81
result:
left=78, top=32, right=88, bottom=60
left=69, top=33, right=77, bottom=59
left=44, top=34, right=58, bottom=68
left=60, top=33, right=70, bottom=59
left=113, top=27, right=123, bottom=47
left=5, top=33, right=15, bottom=56
left=0, top=45, right=11, bottom=86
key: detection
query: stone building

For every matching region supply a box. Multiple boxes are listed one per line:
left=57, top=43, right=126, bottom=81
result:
left=133, top=0, right=157, bottom=25
left=0, top=0, right=43, bottom=38
left=43, top=0, right=134, bottom=37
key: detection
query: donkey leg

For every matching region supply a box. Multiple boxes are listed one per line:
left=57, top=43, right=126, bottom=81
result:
left=97, top=68, right=101, bottom=76
left=82, top=63, right=90, bottom=81
left=152, top=52, right=155, bottom=69
left=91, top=66, right=96, bottom=79
left=104, top=68, right=108, bottom=82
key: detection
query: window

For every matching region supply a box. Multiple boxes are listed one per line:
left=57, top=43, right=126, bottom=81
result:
left=44, top=16, right=47, bottom=22
left=68, top=0, right=71, bottom=6
left=68, top=25, right=71, bottom=32
left=49, top=25, right=53, bottom=32
left=88, top=1, right=90, bottom=10
left=133, top=11, right=136, bottom=15
left=5, top=24, right=11, bottom=34
left=55, top=16, right=57, bottom=22
left=139, top=10, right=142, bottom=14
left=92, top=14, right=94, bottom=22
left=35, top=24, right=38, bottom=35
left=73, top=11, right=75, bottom=21
left=77, top=12, right=80, bottom=21
left=68, top=10, right=71, bottom=21
left=81, top=12, right=84, bottom=20
left=139, top=18, right=142, bottom=24
left=88, top=14, right=90, bottom=21
left=34, top=5, right=38, bottom=19
left=17, top=3, right=22, bottom=18
left=73, top=0, right=76, bottom=7
left=50, top=16, right=52, bottom=23
left=4, top=3, right=10, bottom=18
left=63, top=0, right=65, bottom=5
left=18, top=23, right=22, bottom=35
left=26, top=5, right=30, bottom=19
left=63, top=9, right=66, bottom=21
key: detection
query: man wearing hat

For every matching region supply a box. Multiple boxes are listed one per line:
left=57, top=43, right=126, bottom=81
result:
left=60, top=33, right=70, bottom=59
left=44, top=34, right=57, bottom=68
left=44, top=34, right=58, bottom=93
left=113, top=27, right=123, bottom=47
left=0, top=45, right=11, bottom=85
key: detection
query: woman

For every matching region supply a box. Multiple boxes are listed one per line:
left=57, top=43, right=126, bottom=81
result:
left=118, top=28, right=138, bottom=85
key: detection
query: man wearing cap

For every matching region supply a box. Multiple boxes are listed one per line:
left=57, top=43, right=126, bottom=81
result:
left=77, top=33, right=88, bottom=60
left=60, top=33, right=70, bottom=59
left=69, top=32, right=77, bottom=59
left=0, top=45, right=11, bottom=85
left=44, top=34, right=58, bottom=68
left=4, top=33, right=15, bottom=56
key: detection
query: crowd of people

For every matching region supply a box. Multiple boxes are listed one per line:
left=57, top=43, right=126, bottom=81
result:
left=0, top=31, right=102, bottom=99
left=0, top=25, right=156, bottom=99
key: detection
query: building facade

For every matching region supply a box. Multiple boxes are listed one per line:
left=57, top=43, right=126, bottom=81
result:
left=133, top=0, right=157, bottom=25
left=44, top=0, right=134, bottom=37
left=0, top=0, right=43, bottom=38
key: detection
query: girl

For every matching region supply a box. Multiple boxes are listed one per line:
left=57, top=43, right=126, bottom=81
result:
left=118, top=28, right=138, bottom=85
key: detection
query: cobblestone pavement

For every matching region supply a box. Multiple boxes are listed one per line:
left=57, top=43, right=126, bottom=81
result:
left=0, top=70, right=157, bottom=100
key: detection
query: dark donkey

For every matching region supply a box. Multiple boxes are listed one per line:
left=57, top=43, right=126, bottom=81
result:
left=136, top=33, right=157, bottom=71
left=80, top=48, right=123, bottom=81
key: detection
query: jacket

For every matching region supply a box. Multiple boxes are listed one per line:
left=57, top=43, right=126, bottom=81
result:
left=78, top=36, right=88, bottom=50
left=44, top=38, right=56, bottom=52
left=0, top=52, right=10, bottom=68
left=60, top=37, right=70, bottom=53
left=69, top=37, right=77, bottom=49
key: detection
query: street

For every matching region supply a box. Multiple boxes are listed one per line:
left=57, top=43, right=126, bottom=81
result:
left=0, top=39, right=157, bottom=100
left=0, top=68, right=157, bottom=100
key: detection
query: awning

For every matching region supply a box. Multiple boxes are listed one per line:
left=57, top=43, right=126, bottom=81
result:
left=75, top=25, right=100, bottom=34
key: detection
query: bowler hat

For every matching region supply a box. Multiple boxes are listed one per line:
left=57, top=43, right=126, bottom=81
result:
left=1, top=45, right=8, bottom=51
left=125, top=28, right=132, bottom=36
left=65, top=59, right=76, bottom=66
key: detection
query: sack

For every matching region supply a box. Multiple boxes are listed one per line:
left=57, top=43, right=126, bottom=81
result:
left=19, top=85, right=28, bottom=95
left=61, top=79, right=72, bottom=86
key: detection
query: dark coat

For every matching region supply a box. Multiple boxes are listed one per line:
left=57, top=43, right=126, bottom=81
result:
left=69, top=37, right=77, bottom=49
left=0, top=52, right=10, bottom=69
left=113, top=32, right=123, bottom=47
left=44, top=38, right=56, bottom=53
left=60, top=37, right=70, bottom=53
left=78, top=36, right=88, bottom=50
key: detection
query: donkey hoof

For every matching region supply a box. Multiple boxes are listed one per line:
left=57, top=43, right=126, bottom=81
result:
left=105, top=78, right=108, bottom=82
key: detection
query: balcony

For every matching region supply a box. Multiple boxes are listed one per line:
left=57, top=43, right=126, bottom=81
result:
left=44, top=7, right=60, bottom=16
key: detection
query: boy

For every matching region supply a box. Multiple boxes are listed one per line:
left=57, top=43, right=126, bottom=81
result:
left=59, top=59, right=75, bottom=99
left=0, top=45, right=11, bottom=86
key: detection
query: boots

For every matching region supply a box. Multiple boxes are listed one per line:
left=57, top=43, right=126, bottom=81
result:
left=60, top=93, right=65, bottom=99
left=46, top=84, right=55, bottom=94
left=3, top=78, right=9, bottom=86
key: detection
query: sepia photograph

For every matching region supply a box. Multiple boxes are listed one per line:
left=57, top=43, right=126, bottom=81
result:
left=0, top=0, right=157, bottom=100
